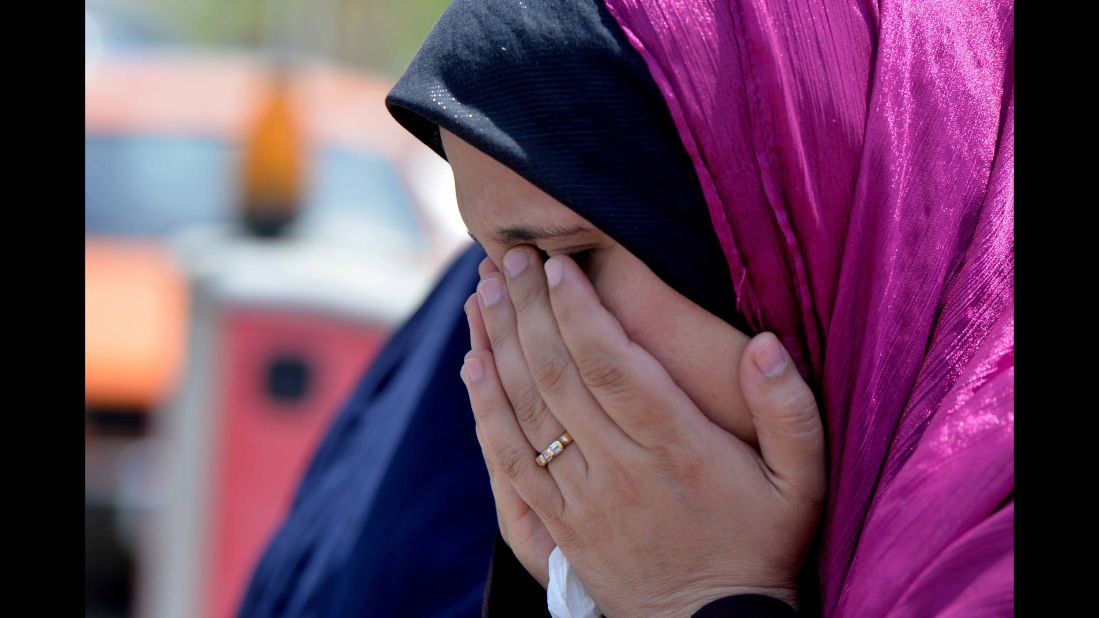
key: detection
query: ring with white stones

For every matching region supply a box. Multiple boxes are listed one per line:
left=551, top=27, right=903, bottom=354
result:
left=535, top=431, right=573, bottom=467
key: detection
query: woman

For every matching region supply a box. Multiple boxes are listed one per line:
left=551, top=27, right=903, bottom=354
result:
left=385, top=0, right=1013, bottom=615
left=242, top=0, right=1012, bottom=615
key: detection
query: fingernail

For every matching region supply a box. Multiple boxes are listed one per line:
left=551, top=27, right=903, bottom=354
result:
left=545, top=259, right=563, bottom=288
left=466, top=357, right=484, bottom=382
left=753, top=337, right=788, bottom=378
left=503, top=249, right=529, bottom=277
left=478, top=277, right=502, bottom=306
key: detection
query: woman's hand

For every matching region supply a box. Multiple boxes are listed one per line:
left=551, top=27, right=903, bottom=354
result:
left=461, top=247, right=825, bottom=617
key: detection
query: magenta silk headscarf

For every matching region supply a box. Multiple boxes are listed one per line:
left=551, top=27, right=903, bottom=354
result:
left=601, top=0, right=1013, bottom=615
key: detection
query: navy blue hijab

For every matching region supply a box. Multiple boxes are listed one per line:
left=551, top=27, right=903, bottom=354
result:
left=240, top=1, right=748, bottom=616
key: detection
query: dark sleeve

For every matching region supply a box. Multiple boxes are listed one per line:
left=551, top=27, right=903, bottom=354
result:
left=482, top=529, right=551, bottom=618
left=691, top=594, right=799, bottom=617
left=480, top=527, right=797, bottom=618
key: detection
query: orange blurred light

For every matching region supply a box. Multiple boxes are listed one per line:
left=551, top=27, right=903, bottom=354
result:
left=85, top=239, right=188, bottom=410
left=240, top=70, right=305, bottom=233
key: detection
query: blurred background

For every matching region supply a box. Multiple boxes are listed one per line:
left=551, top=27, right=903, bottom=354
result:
left=84, top=1, right=465, bottom=616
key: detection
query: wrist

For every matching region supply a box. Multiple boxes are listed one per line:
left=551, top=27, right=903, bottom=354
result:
left=516, top=550, right=549, bottom=589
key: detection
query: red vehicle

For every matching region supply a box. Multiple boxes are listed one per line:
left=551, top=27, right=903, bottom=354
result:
left=85, top=48, right=465, bottom=618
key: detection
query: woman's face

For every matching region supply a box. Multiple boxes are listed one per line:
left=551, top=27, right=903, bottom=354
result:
left=440, top=128, right=756, bottom=444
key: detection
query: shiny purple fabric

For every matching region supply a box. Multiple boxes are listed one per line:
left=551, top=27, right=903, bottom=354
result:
left=602, top=0, right=1013, bottom=615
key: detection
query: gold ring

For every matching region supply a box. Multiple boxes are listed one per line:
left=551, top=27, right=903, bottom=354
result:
left=535, top=431, right=573, bottom=467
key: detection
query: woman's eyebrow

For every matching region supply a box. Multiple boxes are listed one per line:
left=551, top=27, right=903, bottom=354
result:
left=467, top=224, right=596, bottom=249
left=494, top=224, right=595, bottom=245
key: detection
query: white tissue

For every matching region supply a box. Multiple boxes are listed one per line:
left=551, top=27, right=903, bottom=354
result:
left=546, top=546, right=601, bottom=618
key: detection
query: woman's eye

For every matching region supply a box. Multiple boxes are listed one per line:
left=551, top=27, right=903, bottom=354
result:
left=567, top=249, right=594, bottom=271
left=535, top=248, right=597, bottom=272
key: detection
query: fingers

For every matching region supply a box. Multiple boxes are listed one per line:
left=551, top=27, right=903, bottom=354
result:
left=475, top=423, right=542, bottom=562
left=501, top=247, right=629, bottom=456
left=479, top=422, right=555, bottom=589
left=475, top=423, right=516, bottom=528
left=477, top=271, right=567, bottom=449
left=462, top=349, right=565, bottom=523
left=465, top=292, right=490, bottom=351
left=738, top=333, right=826, bottom=503
left=543, top=254, right=709, bottom=447
left=473, top=268, right=590, bottom=482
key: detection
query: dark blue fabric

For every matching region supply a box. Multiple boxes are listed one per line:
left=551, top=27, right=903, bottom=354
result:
left=239, top=244, right=497, bottom=617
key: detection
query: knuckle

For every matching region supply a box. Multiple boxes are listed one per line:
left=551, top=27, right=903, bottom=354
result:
left=509, top=278, right=545, bottom=316
left=495, top=443, right=529, bottom=481
left=602, top=465, right=643, bottom=506
left=675, top=448, right=706, bottom=480
left=470, top=378, right=509, bottom=419
left=777, top=388, right=823, bottom=436
left=543, top=496, right=568, bottom=528
left=784, top=386, right=819, bottom=416
left=505, top=380, right=540, bottom=413
left=529, top=345, right=571, bottom=393
left=653, top=440, right=702, bottom=480
left=632, top=409, right=677, bottom=444
left=575, top=345, right=630, bottom=394
left=486, top=317, right=517, bottom=348
left=514, top=396, right=550, bottom=431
